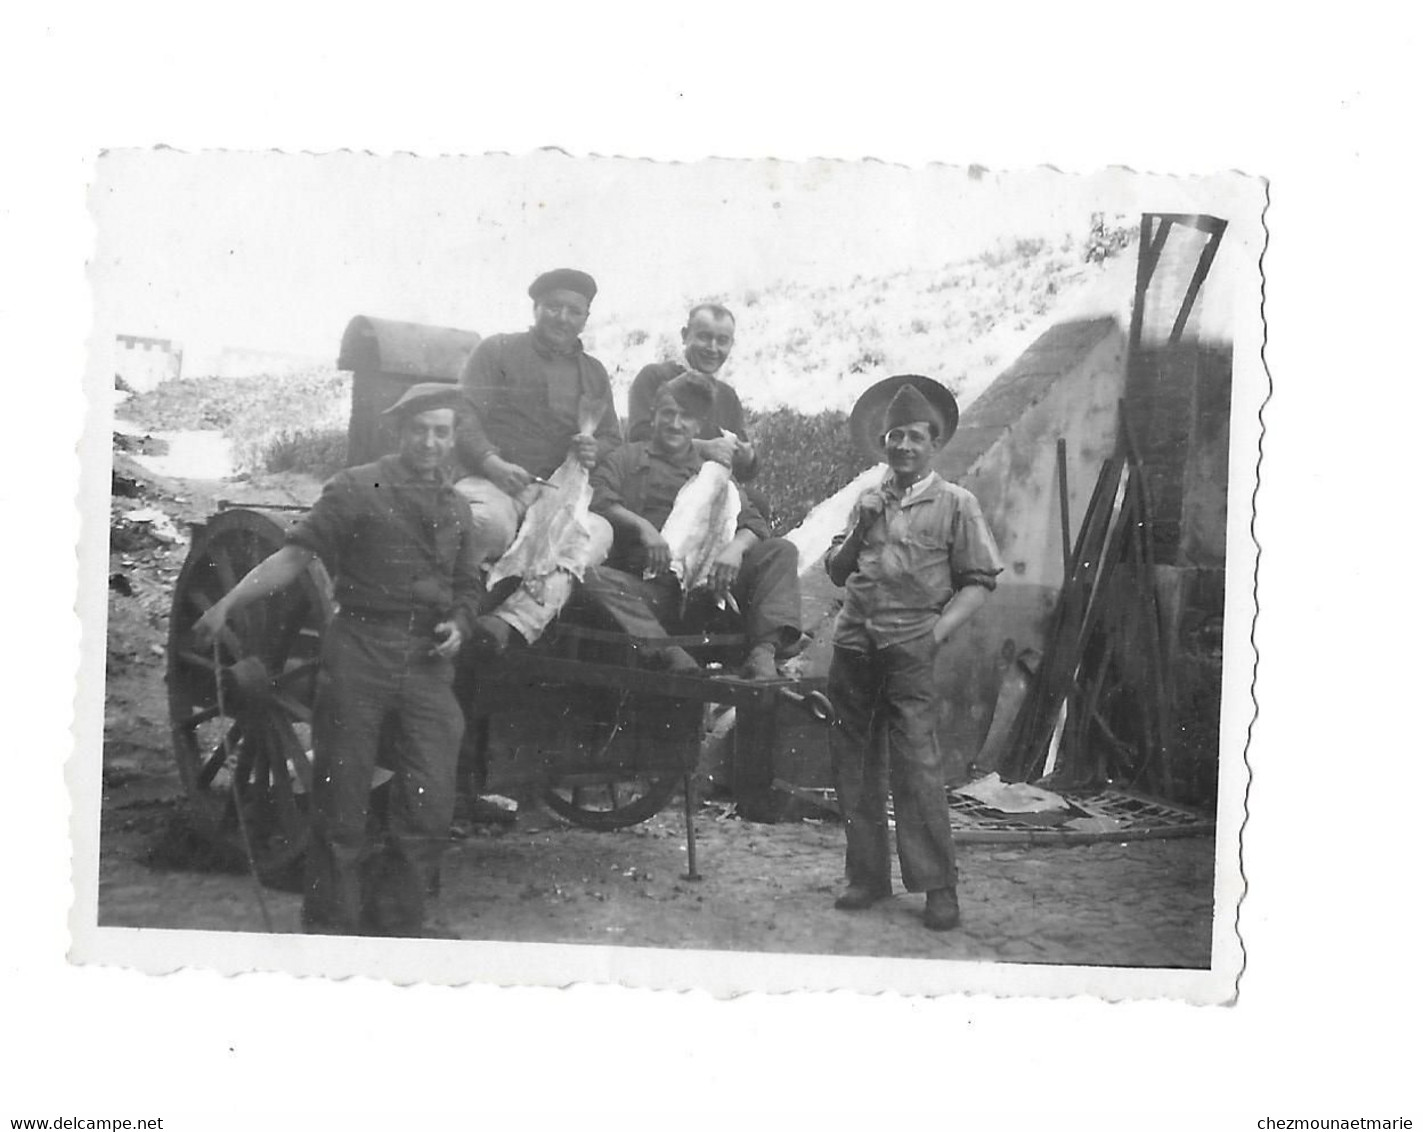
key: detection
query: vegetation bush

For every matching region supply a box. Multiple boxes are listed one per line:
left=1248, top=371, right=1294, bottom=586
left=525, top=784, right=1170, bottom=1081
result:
left=122, top=368, right=352, bottom=475
left=1085, top=212, right=1138, bottom=263
left=257, top=427, right=349, bottom=479
left=746, top=407, right=865, bottom=535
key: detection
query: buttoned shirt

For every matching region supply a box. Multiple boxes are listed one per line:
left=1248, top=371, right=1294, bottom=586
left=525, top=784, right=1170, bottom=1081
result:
left=456, top=330, right=623, bottom=481
left=591, top=440, right=770, bottom=575
left=827, top=470, right=1003, bottom=650
left=287, top=455, right=483, bottom=634
left=626, top=360, right=760, bottom=481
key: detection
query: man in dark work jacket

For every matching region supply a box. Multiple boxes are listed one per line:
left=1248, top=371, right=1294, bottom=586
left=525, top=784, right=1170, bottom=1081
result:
left=194, top=383, right=482, bottom=938
left=454, top=267, right=621, bottom=655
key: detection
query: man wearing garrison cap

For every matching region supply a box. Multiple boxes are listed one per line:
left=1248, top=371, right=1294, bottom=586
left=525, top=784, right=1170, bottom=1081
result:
left=824, top=375, right=1003, bottom=931
left=582, top=372, right=802, bottom=686
left=454, top=268, right=623, bottom=655
left=193, top=382, right=483, bottom=938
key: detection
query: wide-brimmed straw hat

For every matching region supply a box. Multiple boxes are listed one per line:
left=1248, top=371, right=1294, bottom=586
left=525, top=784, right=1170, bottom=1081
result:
left=848, top=374, right=959, bottom=462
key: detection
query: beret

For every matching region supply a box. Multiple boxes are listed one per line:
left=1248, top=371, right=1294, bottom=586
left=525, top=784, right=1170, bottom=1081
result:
left=528, top=268, right=598, bottom=303
left=382, top=381, right=469, bottom=418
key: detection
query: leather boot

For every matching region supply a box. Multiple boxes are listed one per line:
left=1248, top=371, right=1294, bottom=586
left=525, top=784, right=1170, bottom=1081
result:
left=654, top=646, right=701, bottom=675
left=741, top=642, right=779, bottom=681
left=923, top=887, right=961, bottom=931
left=834, top=882, right=892, bottom=911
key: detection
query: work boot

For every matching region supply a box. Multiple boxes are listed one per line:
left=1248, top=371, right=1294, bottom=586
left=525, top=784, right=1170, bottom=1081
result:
left=469, top=614, right=524, bottom=657
left=833, top=882, right=892, bottom=911
left=741, top=642, right=780, bottom=682
left=654, top=646, right=701, bottom=675
left=923, top=887, right=961, bottom=931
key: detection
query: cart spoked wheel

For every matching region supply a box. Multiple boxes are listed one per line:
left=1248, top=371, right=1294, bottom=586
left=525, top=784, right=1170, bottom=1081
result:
left=537, top=702, right=684, bottom=831
left=166, top=508, right=333, bottom=883
left=542, top=771, right=682, bottom=832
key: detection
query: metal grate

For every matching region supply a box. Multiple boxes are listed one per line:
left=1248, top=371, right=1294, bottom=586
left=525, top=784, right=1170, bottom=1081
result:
left=773, top=783, right=1214, bottom=845
left=945, top=787, right=1213, bottom=844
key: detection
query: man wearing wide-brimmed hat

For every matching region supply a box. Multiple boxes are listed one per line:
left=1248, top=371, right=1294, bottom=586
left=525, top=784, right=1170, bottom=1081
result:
left=823, top=375, right=1003, bottom=931
left=454, top=267, right=622, bottom=654
left=194, top=382, right=483, bottom=938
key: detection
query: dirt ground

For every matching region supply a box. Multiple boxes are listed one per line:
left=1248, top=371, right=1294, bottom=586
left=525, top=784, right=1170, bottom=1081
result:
left=97, top=449, right=1217, bottom=968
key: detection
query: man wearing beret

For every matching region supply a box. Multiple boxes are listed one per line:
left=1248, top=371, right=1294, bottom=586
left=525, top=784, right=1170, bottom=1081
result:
left=455, top=268, right=622, bottom=654
left=194, top=383, right=482, bottom=938
left=824, top=375, right=1003, bottom=931
left=626, top=303, right=759, bottom=483
left=583, top=373, right=802, bottom=682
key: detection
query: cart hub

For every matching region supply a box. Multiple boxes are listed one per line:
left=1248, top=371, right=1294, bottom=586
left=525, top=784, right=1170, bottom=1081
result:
left=219, top=656, right=276, bottom=708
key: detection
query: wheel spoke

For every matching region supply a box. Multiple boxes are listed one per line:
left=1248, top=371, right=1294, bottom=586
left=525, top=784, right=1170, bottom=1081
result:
left=274, top=721, right=314, bottom=793
left=276, top=659, right=321, bottom=686
left=179, top=704, right=222, bottom=730
left=258, top=717, right=303, bottom=836
left=198, top=722, right=241, bottom=788
left=261, top=592, right=296, bottom=669
left=271, top=691, right=312, bottom=723
left=178, top=590, right=245, bottom=659
left=209, top=543, right=238, bottom=594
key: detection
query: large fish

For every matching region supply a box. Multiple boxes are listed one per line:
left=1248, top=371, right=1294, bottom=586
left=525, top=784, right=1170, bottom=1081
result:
left=486, top=453, right=595, bottom=601
left=486, top=397, right=606, bottom=601
left=659, top=450, right=742, bottom=612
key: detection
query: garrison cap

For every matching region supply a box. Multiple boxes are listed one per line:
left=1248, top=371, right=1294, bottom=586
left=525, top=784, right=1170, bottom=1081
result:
left=528, top=268, right=598, bottom=303
left=382, top=382, right=469, bottom=418
left=660, top=371, right=716, bottom=421
left=848, top=374, right=959, bottom=462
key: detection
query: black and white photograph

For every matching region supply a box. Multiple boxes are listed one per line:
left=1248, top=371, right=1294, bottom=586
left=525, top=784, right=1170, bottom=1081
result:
left=75, top=152, right=1261, bottom=999
left=9, top=5, right=1421, bottom=1129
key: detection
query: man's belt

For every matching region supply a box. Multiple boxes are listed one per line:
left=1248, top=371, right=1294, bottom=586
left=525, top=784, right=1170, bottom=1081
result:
left=339, top=606, right=444, bottom=633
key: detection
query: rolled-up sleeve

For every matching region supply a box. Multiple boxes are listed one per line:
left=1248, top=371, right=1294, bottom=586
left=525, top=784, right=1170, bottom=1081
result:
left=286, top=472, right=354, bottom=570
left=950, top=493, right=1004, bottom=592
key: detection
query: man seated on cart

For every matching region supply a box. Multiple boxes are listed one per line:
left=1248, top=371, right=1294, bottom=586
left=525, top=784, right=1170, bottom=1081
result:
left=579, top=373, right=802, bottom=682
left=453, top=267, right=623, bottom=657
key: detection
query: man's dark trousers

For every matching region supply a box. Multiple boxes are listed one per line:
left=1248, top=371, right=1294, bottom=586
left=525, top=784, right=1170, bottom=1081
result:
left=303, top=613, right=462, bottom=935
left=579, top=536, right=801, bottom=650
left=828, top=634, right=958, bottom=894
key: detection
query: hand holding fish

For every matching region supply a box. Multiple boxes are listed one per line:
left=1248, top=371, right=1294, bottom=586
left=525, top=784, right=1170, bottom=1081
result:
left=693, top=434, right=739, bottom=469
left=570, top=432, right=599, bottom=470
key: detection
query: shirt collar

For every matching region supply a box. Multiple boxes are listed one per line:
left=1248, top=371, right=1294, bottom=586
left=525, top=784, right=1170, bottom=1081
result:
left=381, top=452, right=454, bottom=487
left=647, top=439, right=702, bottom=471
left=527, top=329, right=584, bottom=361
left=881, top=469, right=941, bottom=505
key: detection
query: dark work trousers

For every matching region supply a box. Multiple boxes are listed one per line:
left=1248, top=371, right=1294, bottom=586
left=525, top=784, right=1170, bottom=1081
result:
left=828, top=635, right=958, bottom=894
left=579, top=536, right=802, bottom=653
left=303, top=613, right=463, bottom=936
